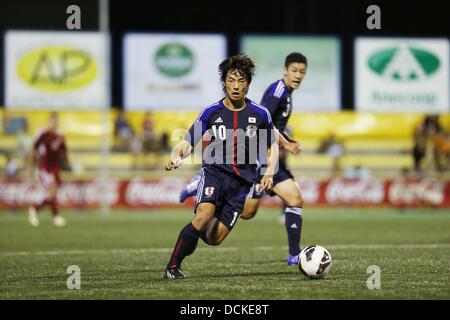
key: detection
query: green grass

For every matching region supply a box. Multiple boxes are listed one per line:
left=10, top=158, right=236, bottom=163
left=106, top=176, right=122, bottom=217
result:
left=0, top=208, right=449, bottom=299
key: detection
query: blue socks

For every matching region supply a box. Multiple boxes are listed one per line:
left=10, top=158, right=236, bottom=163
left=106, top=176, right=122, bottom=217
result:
left=284, top=206, right=303, bottom=256
left=167, top=223, right=200, bottom=269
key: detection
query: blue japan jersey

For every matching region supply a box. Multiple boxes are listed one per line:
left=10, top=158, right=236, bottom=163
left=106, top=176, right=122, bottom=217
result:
left=185, top=98, right=276, bottom=183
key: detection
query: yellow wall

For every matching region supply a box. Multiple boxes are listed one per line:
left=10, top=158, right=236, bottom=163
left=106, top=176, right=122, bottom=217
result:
left=290, top=112, right=450, bottom=139
left=1, top=109, right=449, bottom=140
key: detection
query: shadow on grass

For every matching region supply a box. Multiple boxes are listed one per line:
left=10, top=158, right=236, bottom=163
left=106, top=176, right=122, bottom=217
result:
left=149, top=270, right=302, bottom=283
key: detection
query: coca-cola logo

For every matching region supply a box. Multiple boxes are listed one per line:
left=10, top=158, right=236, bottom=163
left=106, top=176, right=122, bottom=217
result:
left=0, top=182, right=45, bottom=206
left=56, top=180, right=119, bottom=206
left=83, top=179, right=119, bottom=205
left=125, top=178, right=185, bottom=205
left=388, top=180, right=445, bottom=206
left=0, top=180, right=120, bottom=208
left=58, top=183, right=84, bottom=205
left=325, top=179, right=385, bottom=204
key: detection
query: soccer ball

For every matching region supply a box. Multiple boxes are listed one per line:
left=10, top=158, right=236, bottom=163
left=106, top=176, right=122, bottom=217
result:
left=298, top=245, right=332, bottom=279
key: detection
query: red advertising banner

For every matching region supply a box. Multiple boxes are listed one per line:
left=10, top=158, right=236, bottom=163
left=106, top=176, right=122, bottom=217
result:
left=1, top=178, right=449, bottom=209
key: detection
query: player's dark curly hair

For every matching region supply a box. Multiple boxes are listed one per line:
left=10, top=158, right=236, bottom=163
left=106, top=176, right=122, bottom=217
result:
left=218, top=54, right=256, bottom=86
left=285, top=52, right=307, bottom=68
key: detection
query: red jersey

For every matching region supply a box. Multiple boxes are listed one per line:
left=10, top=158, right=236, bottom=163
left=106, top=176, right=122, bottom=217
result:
left=34, top=129, right=67, bottom=171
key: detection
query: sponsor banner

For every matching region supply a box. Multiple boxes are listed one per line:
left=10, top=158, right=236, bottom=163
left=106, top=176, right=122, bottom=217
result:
left=0, top=178, right=189, bottom=209
left=5, top=30, right=110, bottom=109
left=323, top=178, right=386, bottom=205
left=1, top=178, right=449, bottom=209
left=355, top=37, right=450, bottom=113
left=123, top=33, right=227, bottom=110
left=240, top=36, right=341, bottom=111
left=386, top=179, right=448, bottom=207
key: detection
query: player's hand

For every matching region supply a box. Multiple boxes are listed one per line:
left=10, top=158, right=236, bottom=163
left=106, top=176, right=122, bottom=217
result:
left=165, top=157, right=182, bottom=171
left=287, top=141, right=302, bottom=155
left=260, top=175, right=273, bottom=192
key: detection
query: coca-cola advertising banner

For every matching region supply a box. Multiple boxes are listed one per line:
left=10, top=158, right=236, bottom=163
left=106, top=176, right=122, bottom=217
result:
left=1, top=178, right=449, bottom=209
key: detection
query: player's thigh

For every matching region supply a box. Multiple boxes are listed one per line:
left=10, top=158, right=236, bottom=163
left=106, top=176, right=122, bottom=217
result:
left=240, top=198, right=261, bottom=220
left=272, top=179, right=303, bottom=207
left=193, top=168, right=222, bottom=231
left=192, top=202, right=216, bottom=231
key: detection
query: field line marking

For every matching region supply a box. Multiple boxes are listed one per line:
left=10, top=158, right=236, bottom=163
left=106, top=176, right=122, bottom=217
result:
left=1, top=243, right=449, bottom=257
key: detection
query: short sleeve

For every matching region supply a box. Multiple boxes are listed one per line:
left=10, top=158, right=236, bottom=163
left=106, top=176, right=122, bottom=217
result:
left=184, top=110, right=209, bottom=147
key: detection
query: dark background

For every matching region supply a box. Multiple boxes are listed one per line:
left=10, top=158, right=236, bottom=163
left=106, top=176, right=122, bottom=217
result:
left=0, top=0, right=449, bottom=110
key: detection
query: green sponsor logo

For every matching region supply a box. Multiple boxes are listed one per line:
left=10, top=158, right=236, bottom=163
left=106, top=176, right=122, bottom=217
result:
left=368, top=45, right=440, bottom=81
left=154, top=43, right=194, bottom=77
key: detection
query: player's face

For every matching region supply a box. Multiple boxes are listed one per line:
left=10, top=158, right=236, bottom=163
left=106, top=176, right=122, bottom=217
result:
left=224, top=71, right=249, bottom=103
left=49, top=115, right=58, bottom=131
left=284, top=62, right=307, bottom=91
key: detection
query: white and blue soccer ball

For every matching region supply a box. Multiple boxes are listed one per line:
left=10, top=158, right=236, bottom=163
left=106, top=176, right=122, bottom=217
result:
left=298, top=245, right=332, bottom=279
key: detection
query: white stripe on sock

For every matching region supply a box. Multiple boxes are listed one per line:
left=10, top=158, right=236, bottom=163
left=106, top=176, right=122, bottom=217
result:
left=285, top=207, right=302, bottom=216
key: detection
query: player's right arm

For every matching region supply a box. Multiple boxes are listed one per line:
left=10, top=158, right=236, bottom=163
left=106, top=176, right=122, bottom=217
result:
left=165, top=140, right=193, bottom=171
left=165, top=106, right=211, bottom=171
left=276, top=128, right=301, bottom=155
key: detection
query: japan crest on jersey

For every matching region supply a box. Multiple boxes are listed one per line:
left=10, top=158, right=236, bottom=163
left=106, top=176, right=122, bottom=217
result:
left=246, top=125, right=257, bottom=138
left=205, top=186, right=215, bottom=197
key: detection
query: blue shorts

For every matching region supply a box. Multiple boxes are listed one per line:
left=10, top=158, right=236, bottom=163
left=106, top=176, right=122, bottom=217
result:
left=195, top=166, right=252, bottom=230
left=247, top=159, right=295, bottom=199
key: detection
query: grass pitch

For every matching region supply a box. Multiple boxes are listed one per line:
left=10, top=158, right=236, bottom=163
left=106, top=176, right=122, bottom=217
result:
left=0, top=208, right=449, bottom=299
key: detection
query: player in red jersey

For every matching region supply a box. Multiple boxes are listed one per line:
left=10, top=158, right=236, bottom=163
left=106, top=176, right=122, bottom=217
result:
left=28, top=112, right=70, bottom=227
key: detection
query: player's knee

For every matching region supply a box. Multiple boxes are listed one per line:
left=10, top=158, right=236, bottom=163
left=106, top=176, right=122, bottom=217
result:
left=207, top=237, right=222, bottom=246
left=202, top=234, right=221, bottom=246
left=240, top=201, right=259, bottom=220
left=191, top=215, right=211, bottom=232
left=210, top=232, right=227, bottom=246
left=240, top=210, right=256, bottom=220
left=285, top=194, right=303, bottom=207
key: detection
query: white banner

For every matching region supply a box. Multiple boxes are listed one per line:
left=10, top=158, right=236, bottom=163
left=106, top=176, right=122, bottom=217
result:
left=355, top=37, right=449, bottom=112
left=124, top=33, right=227, bottom=110
left=5, top=31, right=110, bottom=109
left=240, top=36, right=341, bottom=111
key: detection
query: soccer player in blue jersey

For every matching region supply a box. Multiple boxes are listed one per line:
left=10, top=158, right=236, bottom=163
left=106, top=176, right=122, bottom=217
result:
left=163, top=54, right=279, bottom=279
left=179, top=52, right=307, bottom=266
